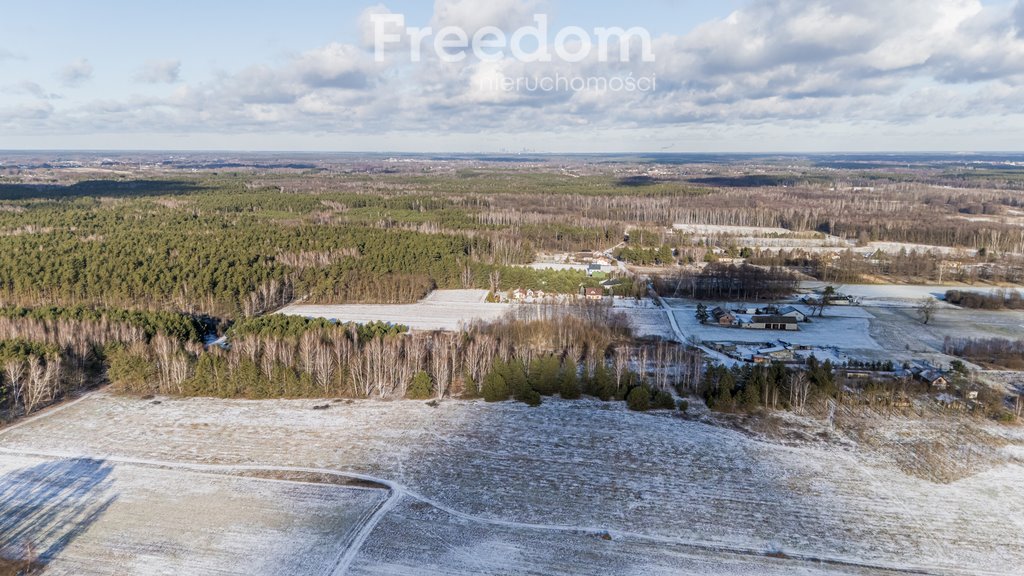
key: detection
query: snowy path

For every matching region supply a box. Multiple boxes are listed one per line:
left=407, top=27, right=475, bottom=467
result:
left=654, top=295, right=742, bottom=366
left=329, top=488, right=402, bottom=576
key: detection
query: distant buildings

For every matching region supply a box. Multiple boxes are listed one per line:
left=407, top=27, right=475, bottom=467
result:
left=583, top=287, right=605, bottom=301
left=916, top=369, right=949, bottom=390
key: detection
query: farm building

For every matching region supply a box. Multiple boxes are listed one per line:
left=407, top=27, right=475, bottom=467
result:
left=802, top=294, right=855, bottom=307
left=711, top=307, right=737, bottom=326
left=778, top=306, right=808, bottom=322
left=742, top=315, right=800, bottom=331
left=752, top=345, right=796, bottom=363
left=917, top=369, right=949, bottom=390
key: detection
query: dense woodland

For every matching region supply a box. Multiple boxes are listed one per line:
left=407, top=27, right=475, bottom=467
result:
left=0, top=308, right=202, bottom=420
left=1, top=168, right=1022, bottom=317
left=652, top=263, right=800, bottom=300
left=1, top=161, right=1022, bottom=417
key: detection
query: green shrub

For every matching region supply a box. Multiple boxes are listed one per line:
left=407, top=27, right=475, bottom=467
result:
left=106, top=343, right=156, bottom=394
left=407, top=371, right=434, bottom=400
left=627, top=386, right=651, bottom=412
left=462, top=371, right=479, bottom=399
left=653, top=390, right=675, bottom=410
left=588, top=364, right=615, bottom=401
left=481, top=372, right=510, bottom=402
left=559, top=360, right=581, bottom=400
left=677, top=399, right=689, bottom=413
left=518, top=388, right=543, bottom=407
left=529, top=356, right=562, bottom=396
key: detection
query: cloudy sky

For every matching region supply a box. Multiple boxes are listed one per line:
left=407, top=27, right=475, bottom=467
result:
left=1, top=0, right=1023, bottom=152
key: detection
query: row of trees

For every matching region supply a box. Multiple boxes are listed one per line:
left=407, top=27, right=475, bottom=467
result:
left=945, top=289, right=1024, bottom=310
left=654, top=264, right=799, bottom=301
left=613, top=245, right=675, bottom=266
left=0, top=307, right=203, bottom=420
left=701, top=358, right=836, bottom=413
left=943, top=337, right=1024, bottom=370
left=0, top=340, right=63, bottom=416
left=106, top=305, right=704, bottom=403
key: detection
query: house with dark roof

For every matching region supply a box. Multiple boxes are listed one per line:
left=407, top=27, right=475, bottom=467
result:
left=711, top=306, right=737, bottom=326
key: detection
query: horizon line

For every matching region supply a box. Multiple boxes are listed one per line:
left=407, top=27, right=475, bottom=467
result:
left=3, top=149, right=1024, bottom=157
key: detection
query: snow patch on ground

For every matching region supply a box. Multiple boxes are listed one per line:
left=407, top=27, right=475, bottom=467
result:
left=278, top=290, right=509, bottom=331
left=0, top=452, right=384, bottom=575
left=1, top=393, right=1022, bottom=574
left=670, top=305, right=882, bottom=351
left=674, top=224, right=792, bottom=236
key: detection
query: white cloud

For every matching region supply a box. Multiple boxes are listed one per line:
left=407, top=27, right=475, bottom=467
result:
left=60, top=58, right=93, bottom=87
left=136, top=59, right=181, bottom=84
left=0, top=101, right=53, bottom=123
left=1, top=81, right=61, bottom=99
left=11, top=0, right=1024, bottom=148
left=294, top=43, right=374, bottom=89
left=431, top=0, right=544, bottom=36
left=358, top=4, right=397, bottom=49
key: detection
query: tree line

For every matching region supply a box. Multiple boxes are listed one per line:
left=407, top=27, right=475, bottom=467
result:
left=653, top=263, right=799, bottom=301
left=945, top=289, right=1024, bottom=310
left=943, top=337, right=1024, bottom=370
left=0, top=307, right=202, bottom=421
left=105, top=304, right=703, bottom=407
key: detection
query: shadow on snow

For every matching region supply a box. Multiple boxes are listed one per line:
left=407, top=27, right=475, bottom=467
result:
left=0, top=458, right=117, bottom=567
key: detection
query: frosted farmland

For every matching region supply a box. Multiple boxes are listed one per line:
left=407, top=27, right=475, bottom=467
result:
left=278, top=290, right=511, bottom=332
left=2, top=392, right=1023, bottom=575
left=0, top=452, right=385, bottom=575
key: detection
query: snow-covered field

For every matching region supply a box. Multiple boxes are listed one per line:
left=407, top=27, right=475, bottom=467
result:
left=864, top=242, right=977, bottom=256
left=0, top=451, right=385, bottom=575
left=524, top=262, right=590, bottom=272
left=674, top=224, right=791, bottom=236
left=613, top=298, right=677, bottom=340
left=278, top=290, right=511, bottom=331
left=801, top=282, right=1022, bottom=303
left=669, top=304, right=883, bottom=352
left=2, top=393, right=1022, bottom=575
left=867, top=306, right=1024, bottom=356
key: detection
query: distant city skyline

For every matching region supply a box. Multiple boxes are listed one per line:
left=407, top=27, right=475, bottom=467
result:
left=1, top=0, right=1023, bottom=152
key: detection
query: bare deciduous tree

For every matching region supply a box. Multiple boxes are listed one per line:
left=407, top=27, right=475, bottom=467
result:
left=917, top=296, right=938, bottom=325
left=789, top=372, right=810, bottom=410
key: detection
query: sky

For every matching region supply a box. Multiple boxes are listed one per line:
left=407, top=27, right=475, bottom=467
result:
left=1, top=0, right=1023, bottom=152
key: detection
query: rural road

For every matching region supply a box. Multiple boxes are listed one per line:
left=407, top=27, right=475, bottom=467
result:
left=652, top=294, right=741, bottom=366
